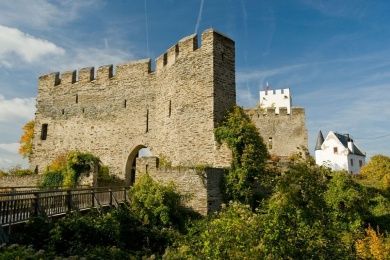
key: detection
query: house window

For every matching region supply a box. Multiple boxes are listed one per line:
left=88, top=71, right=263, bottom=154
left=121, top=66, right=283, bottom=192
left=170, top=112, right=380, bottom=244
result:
left=359, top=160, right=363, bottom=167
left=350, top=158, right=354, bottom=166
left=333, top=147, right=338, bottom=154
left=41, top=124, right=48, bottom=140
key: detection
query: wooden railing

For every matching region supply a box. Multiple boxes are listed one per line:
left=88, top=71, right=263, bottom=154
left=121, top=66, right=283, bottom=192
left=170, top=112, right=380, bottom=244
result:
left=0, top=187, right=129, bottom=227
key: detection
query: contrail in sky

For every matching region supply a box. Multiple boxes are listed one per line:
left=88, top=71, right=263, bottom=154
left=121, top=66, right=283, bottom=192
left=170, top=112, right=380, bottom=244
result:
left=194, top=0, right=205, bottom=34
left=144, top=0, right=150, bottom=57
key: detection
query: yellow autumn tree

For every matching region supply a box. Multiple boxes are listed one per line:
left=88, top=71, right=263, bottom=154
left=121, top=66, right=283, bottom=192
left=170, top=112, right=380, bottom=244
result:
left=355, top=226, right=390, bottom=259
left=19, top=120, right=35, bottom=158
left=360, top=155, right=390, bottom=191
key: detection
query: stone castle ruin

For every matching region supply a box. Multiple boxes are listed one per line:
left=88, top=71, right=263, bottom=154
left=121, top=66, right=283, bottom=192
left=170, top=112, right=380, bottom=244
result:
left=31, top=29, right=307, bottom=214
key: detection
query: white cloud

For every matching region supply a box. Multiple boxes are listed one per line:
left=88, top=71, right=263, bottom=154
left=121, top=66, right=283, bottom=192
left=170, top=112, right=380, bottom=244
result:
left=0, top=95, right=35, bottom=122
left=0, top=143, right=19, bottom=154
left=0, top=25, right=65, bottom=66
left=0, top=0, right=104, bottom=29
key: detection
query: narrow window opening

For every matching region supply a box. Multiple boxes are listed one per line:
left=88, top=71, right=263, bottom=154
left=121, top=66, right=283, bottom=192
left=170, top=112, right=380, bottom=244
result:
left=221, top=52, right=225, bottom=61
left=41, top=124, right=48, bottom=140
left=34, top=165, right=39, bottom=174
left=62, top=109, right=65, bottom=115
left=75, top=94, right=79, bottom=104
left=350, top=158, right=354, bottom=166
left=163, top=53, right=167, bottom=66
left=168, top=100, right=171, bottom=117
left=124, top=99, right=127, bottom=108
left=175, top=44, right=179, bottom=59
left=333, top=147, right=338, bottom=154
left=146, top=109, right=149, bottom=133
left=82, top=108, right=85, bottom=113
left=145, top=164, right=149, bottom=173
left=268, top=137, right=273, bottom=150
left=359, top=160, right=363, bottom=167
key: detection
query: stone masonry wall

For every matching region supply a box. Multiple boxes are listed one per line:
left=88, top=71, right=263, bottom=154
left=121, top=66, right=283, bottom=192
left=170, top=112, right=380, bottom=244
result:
left=31, top=29, right=235, bottom=179
left=135, top=156, right=224, bottom=215
left=0, top=175, right=42, bottom=188
left=245, top=107, right=308, bottom=158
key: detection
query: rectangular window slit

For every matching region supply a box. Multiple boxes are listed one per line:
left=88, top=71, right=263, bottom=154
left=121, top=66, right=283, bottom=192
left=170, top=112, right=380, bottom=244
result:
left=168, top=100, right=171, bottom=117
left=75, top=94, right=79, bottom=104
left=146, top=109, right=149, bottom=133
left=41, top=124, right=48, bottom=140
left=124, top=99, right=127, bottom=108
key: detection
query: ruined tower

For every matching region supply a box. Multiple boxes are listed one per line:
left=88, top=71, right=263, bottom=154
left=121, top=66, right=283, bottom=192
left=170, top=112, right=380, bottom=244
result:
left=31, top=29, right=235, bottom=184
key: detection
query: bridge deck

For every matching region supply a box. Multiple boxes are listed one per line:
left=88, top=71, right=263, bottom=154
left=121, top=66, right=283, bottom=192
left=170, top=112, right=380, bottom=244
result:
left=0, top=186, right=130, bottom=227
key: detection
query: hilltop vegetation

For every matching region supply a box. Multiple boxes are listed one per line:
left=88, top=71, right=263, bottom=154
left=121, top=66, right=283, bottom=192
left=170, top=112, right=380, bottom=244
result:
left=2, top=106, right=390, bottom=259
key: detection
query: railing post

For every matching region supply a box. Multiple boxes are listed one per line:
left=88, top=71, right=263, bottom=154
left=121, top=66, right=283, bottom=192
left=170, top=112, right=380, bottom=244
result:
left=124, top=187, right=128, bottom=203
left=109, top=189, right=113, bottom=207
left=91, top=189, right=95, bottom=208
left=32, top=192, right=40, bottom=217
left=66, top=190, right=72, bottom=213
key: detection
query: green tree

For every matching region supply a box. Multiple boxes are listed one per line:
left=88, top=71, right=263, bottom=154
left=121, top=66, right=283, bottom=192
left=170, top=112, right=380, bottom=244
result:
left=164, top=202, right=262, bottom=259
left=215, top=106, right=268, bottom=206
left=359, top=154, right=390, bottom=192
left=259, top=162, right=347, bottom=259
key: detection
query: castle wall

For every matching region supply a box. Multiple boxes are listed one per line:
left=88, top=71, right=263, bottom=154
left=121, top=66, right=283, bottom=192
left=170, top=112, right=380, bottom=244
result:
left=245, top=107, right=308, bottom=158
left=135, top=156, right=224, bottom=215
left=31, top=29, right=235, bottom=179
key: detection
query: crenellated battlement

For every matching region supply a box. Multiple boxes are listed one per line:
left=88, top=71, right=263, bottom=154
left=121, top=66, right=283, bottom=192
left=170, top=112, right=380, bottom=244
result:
left=38, top=29, right=233, bottom=89
left=245, top=106, right=305, bottom=117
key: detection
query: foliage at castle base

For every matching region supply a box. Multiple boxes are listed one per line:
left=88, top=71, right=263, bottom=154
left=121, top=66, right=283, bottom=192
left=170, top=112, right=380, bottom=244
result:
left=2, top=156, right=390, bottom=259
left=19, top=120, right=35, bottom=159
left=215, top=106, right=269, bottom=207
left=3, top=172, right=190, bottom=259
left=39, top=151, right=115, bottom=188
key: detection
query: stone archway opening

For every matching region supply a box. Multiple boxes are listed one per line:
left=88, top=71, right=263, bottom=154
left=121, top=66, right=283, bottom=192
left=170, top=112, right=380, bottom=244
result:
left=125, top=145, right=152, bottom=185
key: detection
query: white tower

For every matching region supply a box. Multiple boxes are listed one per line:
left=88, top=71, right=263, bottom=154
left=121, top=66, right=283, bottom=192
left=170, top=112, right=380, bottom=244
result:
left=259, top=88, right=292, bottom=114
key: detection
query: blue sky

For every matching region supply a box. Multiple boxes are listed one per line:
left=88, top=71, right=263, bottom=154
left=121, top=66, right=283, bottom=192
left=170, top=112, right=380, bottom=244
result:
left=0, top=0, right=389, bottom=169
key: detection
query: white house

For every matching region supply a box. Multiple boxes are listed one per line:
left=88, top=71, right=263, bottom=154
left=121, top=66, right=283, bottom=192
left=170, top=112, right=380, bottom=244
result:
left=315, top=130, right=366, bottom=174
left=259, top=88, right=292, bottom=114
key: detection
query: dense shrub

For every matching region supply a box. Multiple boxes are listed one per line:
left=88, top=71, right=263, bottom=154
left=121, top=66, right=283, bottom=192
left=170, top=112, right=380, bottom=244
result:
left=48, top=212, right=120, bottom=256
left=164, top=202, right=262, bottom=259
left=129, top=173, right=183, bottom=228
left=97, top=165, right=125, bottom=186
left=40, top=151, right=102, bottom=188
left=7, top=166, right=34, bottom=176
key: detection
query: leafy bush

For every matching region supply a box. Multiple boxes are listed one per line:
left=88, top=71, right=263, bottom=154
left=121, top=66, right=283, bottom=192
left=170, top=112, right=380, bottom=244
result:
left=164, top=202, right=262, bottom=259
left=49, top=212, right=120, bottom=256
left=0, top=244, right=51, bottom=260
left=7, top=166, right=34, bottom=176
left=40, top=151, right=102, bottom=188
left=359, top=154, right=390, bottom=193
left=129, top=173, right=183, bottom=228
left=40, top=170, right=64, bottom=188
left=97, top=165, right=125, bottom=186
left=9, top=216, right=53, bottom=249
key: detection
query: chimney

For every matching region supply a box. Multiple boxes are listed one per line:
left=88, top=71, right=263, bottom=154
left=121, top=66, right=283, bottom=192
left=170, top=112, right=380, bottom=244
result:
left=347, top=134, right=354, bottom=153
